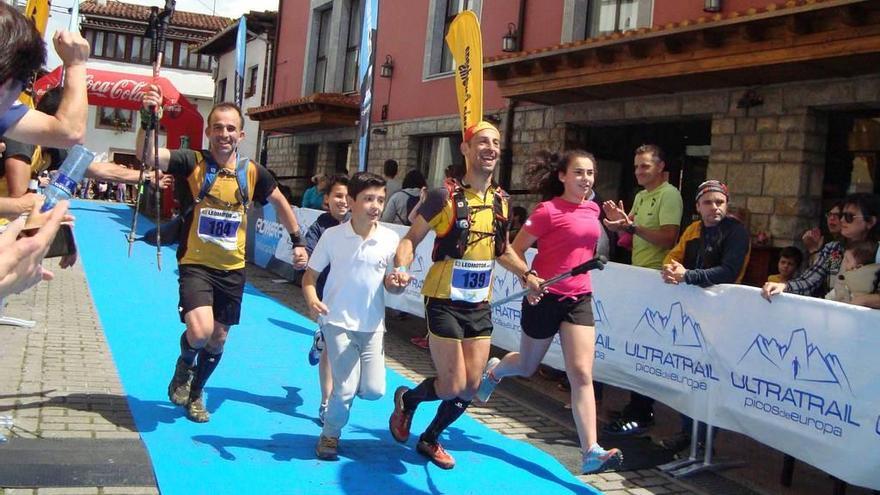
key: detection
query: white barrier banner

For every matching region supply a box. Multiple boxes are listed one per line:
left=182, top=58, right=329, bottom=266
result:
left=590, top=262, right=880, bottom=490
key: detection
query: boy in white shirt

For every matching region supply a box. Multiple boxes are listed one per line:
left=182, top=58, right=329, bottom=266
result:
left=303, top=171, right=405, bottom=460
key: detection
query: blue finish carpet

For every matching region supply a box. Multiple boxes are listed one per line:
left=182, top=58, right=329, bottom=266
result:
left=73, top=201, right=601, bottom=495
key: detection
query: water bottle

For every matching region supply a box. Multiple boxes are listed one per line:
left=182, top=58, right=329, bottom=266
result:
left=41, top=144, right=95, bottom=212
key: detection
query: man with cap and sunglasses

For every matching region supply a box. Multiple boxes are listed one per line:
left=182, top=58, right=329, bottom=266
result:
left=387, top=120, right=540, bottom=469
left=656, top=179, right=750, bottom=455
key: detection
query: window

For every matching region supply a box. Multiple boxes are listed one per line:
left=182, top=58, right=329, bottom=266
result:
left=417, top=134, right=464, bottom=187
left=313, top=8, right=333, bottom=93
left=245, top=65, right=259, bottom=98
left=425, top=0, right=482, bottom=77
left=297, top=144, right=319, bottom=182
left=96, top=107, right=135, bottom=133
left=586, top=0, right=652, bottom=37
left=342, top=0, right=362, bottom=93
left=216, top=78, right=227, bottom=103
left=92, top=31, right=104, bottom=58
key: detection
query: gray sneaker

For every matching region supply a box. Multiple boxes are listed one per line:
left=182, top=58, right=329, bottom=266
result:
left=168, top=357, right=194, bottom=406
left=475, top=357, right=501, bottom=403
left=316, top=435, right=339, bottom=460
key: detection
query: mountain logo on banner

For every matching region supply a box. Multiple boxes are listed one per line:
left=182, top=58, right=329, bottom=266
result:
left=738, top=328, right=853, bottom=393
left=410, top=253, right=427, bottom=274
left=632, top=302, right=705, bottom=349
left=593, top=298, right=609, bottom=326
left=493, top=270, right=519, bottom=300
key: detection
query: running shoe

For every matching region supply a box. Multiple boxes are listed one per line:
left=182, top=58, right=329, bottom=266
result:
left=416, top=439, right=455, bottom=469
left=308, top=329, right=325, bottom=366
left=186, top=394, right=210, bottom=423
left=167, top=357, right=194, bottom=406
left=582, top=443, right=623, bottom=474
left=315, top=435, right=339, bottom=460
left=475, top=357, right=501, bottom=403
left=389, top=386, right=413, bottom=443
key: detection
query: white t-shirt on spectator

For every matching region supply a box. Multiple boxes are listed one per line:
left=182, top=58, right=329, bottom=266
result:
left=308, top=221, right=399, bottom=333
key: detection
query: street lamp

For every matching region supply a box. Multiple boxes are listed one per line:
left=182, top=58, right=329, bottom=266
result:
left=380, top=55, right=394, bottom=78
left=502, top=22, right=519, bottom=53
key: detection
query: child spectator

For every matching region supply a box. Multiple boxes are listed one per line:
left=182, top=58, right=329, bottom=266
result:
left=825, top=240, right=879, bottom=305
left=767, top=246, right=803, bottom=283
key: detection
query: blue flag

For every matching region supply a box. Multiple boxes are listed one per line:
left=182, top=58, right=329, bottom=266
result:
left=356, top=0, right=379, bottom=172
left=68, top=0, right=80, bottom=31
left=234, top=16, right=247, bottom=109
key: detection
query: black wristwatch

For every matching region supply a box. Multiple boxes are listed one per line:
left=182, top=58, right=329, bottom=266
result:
left=520, top=269, right=537, bottom=285
left=624, top=224, right=637, bottom=235
left=289, top=231, right=305, bottom=247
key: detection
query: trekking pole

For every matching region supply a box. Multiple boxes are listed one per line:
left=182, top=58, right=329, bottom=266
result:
left=489, top=255, right=607, bottom=308
left=127, top=1, right=175, bottom=267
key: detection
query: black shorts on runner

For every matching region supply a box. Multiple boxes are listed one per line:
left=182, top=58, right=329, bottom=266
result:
left=425, top=297, right=493, bottom=340
left=178, top=264, right=246, bottom=326
left=521, top=293, right=594, bottom=340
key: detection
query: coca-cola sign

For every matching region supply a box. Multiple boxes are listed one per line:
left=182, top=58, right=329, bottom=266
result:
left=34, top=67, right=180, bottom=110
left=85, top=75, right=149, bottom=103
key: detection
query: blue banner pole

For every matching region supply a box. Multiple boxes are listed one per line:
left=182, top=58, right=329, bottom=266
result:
left=356, top=0, right=379, bottom=172
left=234, top=16, right=247, bottom=109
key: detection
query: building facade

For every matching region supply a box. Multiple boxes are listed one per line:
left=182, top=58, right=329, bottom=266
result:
left=78, top=0, right=229, bottom=164
left=251, top=0, right=880, bottom=256
left=194, top=11, right=277, bottom=163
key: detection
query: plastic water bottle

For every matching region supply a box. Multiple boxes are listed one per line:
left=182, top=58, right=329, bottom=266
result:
left=41, top=144, right=95, bottom=212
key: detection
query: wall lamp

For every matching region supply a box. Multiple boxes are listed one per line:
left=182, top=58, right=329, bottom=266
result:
left=736, top=89, right=764, bottom=109
left=502, top=22, right=519, bottom=53
left=704, top=0, right=722, bottom=13
left=380, top=55, right=394, bottom=78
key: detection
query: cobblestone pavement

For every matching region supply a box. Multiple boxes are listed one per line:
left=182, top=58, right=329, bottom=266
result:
left=0, top=259, right=865, bottom=495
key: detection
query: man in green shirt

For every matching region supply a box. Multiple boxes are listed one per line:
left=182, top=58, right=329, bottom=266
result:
left=601, top=144, right=683, bottom=435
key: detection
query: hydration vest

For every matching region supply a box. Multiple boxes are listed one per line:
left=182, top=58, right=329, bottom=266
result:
left=431, top=178, right=509, bottom=262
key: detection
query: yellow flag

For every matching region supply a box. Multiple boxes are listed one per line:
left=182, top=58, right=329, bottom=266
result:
left=19, top=0, right=51, bottom=108
left=445, top=11, right=483, bottom=138
left=24, top=0, right=51, bottom=37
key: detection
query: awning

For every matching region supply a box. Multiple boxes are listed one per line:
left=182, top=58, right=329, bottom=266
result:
left=485, top=0, right=880, bottom=105
left=248, top=93, right=359, bottom=133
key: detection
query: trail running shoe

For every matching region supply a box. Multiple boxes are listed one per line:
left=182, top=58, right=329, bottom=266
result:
left=475, top=357, right=501, bottom=403
left=167, top=357, right=194, bottom=406
left=315, top=435, right=339, bottom=460
left=308, top=329, right=325, bottom=366
left=416, top=439, right=455, bottom=469
left=389, top=386, right=413, bottom=443
left=186, top=394, right=210, bottom=423
left=582, top=444, right=623, bottom=474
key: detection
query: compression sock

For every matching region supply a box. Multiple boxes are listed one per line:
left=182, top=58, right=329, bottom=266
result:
left=419, top=397, right=471, bottom=444
left=403, top=377, right=439, bottom=412
left=179, top=331, right=199, bottom=367
left=190, top=348, right=223, bottom=400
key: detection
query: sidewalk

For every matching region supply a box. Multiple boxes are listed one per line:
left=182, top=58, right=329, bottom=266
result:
left=0, top=259, right=867, bottom=494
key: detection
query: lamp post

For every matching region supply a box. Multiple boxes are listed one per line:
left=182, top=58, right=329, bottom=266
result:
left=502, top=22, right=519, bottom=52
left=380, top=55, right=394, bottom=78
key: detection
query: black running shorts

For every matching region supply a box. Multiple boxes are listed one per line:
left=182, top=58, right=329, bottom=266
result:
left=178, top=264, right=246, bottom=326
left=424, top=297, right=493, bottom=340
left=521, top=293, right=594, bottom=340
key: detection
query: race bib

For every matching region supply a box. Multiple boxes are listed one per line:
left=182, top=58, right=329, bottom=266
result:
left=197, top=208, right=242, bottom=251
left=450, top=259, right=494, bottom=303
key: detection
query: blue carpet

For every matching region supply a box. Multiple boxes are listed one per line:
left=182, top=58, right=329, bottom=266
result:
left=73, top=201, right=601, bottom=495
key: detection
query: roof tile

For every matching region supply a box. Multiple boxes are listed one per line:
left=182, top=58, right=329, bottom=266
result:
left=80, top=0, right=231, bottom=32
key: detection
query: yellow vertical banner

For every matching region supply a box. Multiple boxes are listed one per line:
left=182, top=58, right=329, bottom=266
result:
left=444, top=10, right=483, bottom=138
left=24, top=0, right=51, bottom=36
left=19, top=0, right=51, bottom=109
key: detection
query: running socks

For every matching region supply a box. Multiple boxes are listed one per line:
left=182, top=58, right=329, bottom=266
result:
left=179, top=331, right=199, bottom=367
left=420, top=397, right=471, bottom=444
left=190, top=348, right=223, bottom=399
left=403, top=377, right=439, bottom=412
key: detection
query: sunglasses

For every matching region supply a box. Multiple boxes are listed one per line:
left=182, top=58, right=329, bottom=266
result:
left=841, top=212, right=865, bottom=223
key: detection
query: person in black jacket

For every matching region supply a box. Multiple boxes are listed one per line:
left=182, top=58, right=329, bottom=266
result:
left=658, top=179, right=750, bottom=455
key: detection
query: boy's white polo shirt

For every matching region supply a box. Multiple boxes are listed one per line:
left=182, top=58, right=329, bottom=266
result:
left=308, top=221, right=400, bottom=333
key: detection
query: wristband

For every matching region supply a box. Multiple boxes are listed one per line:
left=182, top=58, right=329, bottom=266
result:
left=289, top=231, right=304, bottom=247
left=624, top=224, right=637, bottom=235
left=394, top=266, right=407, bottom=273
left=520, top=269, right=537, bottom=284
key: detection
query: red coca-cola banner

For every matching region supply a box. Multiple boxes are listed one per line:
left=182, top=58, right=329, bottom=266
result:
left=34, top=67, right=181, bottom=112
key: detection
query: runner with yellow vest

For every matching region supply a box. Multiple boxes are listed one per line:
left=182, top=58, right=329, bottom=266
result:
left=137, top=85, right=308, bottom=422
left=387, top=120, right=541, bottom=469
